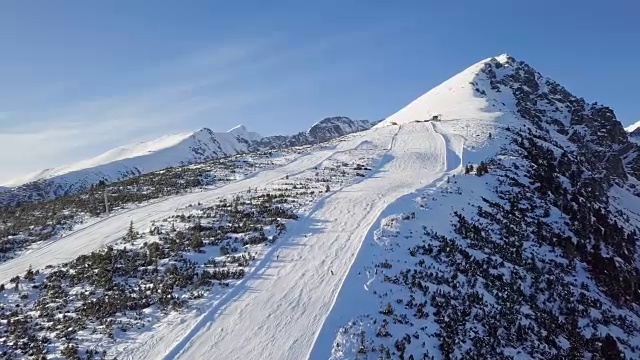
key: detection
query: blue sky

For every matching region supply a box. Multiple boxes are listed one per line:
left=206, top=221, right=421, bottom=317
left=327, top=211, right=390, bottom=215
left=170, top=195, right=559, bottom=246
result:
left=0, top=0, right=637, bottom=182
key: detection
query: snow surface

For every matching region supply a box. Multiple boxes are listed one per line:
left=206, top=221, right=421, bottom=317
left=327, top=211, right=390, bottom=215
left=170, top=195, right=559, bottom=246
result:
left=306, top=124, right=464, bottom=360
left=376, top=56, right=510, bottom=128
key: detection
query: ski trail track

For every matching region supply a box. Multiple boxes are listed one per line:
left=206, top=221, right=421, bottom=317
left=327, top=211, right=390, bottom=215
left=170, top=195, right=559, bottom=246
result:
left=135, top=122, right=456, bottom=360
left=0, top=131, right=394, bottom=285
left=433, top=122, right=464, bottom=171
left=307, top=123, right=464, bottom=359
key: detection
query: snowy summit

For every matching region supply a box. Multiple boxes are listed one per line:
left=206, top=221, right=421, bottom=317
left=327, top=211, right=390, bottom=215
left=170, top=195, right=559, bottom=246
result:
left=625, top=120, right=640, bottom=133
left=227, top=124, right=263, bottom=143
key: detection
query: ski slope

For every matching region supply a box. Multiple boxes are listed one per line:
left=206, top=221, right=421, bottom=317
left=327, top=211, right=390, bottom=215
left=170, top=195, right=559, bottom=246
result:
left=112, top=121, right=459, bottom=360
left=308, top=126, right=464, bottom=360
left=0, top=132, right=393, bottom=285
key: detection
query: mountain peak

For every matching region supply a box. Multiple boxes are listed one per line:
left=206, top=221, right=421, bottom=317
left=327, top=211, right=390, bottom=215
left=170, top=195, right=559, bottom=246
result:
left=227, top=124, right=248, bottom=133
left=625, top=120, right=640, bottom=133
left=375, top=54, right=512, bottom=128
left=307, top=116, right=372, bottom=143
left=376, top=53, right=630, bottom=156
left=193, top=127, right=214, bottom=136
left=227, top=124, right=262, bottom=142
left=494, top=53, right=515, bottom=65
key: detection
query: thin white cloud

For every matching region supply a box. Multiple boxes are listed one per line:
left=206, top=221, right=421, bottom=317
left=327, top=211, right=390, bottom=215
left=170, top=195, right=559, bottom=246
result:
left=0, top=38, right=289, bottom=182
left=0, top=86, right=277, bottom=183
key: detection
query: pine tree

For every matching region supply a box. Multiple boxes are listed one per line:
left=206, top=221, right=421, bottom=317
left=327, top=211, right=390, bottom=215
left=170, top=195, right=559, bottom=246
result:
left=600, top=334, right=624, bottom=359
left=24, top=265, right=35, bottom=282
left=381, top=302, right=394, bottom=316
left=61, top=343, right=80, bottom=360
left=464, top=164, right=475, bottom=174
left=475, top=161, right=489, bottom=176
left=189, top=233, right=204, bottom=250
left=357, top=330, right=367, bottom=354
left=125, top=220, right=138, bottom=242
left=11, top=275, right=19, bottom=291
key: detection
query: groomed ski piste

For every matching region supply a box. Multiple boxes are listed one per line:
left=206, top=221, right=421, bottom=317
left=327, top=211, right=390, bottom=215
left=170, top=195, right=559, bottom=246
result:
left=1, top=55, right=509, bottom=359
left=149, top=122, right=462, bottom=360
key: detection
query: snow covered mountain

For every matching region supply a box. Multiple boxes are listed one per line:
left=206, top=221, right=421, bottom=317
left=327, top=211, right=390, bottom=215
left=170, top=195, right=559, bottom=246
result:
left=4, top=127, right=261, bottom=188
left=314, top=54, right=640, bottom=359
left=0, top=127, right=262, bottom=204
left=308, top=116, right=374, bottom=142
left=0, top=117, right=373, bottom=204
left=1, top=54, right=640, bottom=359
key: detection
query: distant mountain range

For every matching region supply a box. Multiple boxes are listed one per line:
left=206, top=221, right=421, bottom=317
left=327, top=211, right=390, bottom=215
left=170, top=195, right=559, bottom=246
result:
left=0, top=116, right=376, bottom=205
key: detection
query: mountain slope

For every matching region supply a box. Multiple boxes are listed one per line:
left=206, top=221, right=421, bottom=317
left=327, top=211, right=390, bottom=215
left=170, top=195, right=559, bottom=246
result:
left=0, top=121, right=413, bottom=360
left=0, top=117, right=373, bottom=204
left=3, top=127, right=258, bottom=189
left=313, top=54, right=640, bottom=359
left=118, top=54, right=640, bottom=360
